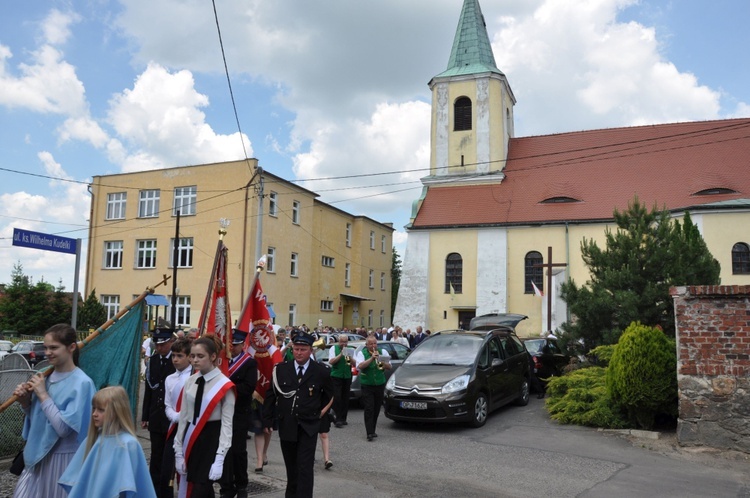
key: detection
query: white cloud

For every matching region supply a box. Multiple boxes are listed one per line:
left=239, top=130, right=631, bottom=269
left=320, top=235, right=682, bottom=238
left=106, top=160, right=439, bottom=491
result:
left=40, top=9, right=81, bottom=46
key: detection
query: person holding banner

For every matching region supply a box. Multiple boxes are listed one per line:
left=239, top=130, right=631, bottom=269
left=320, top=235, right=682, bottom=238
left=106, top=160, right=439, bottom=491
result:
left=174, top=336, right=236, bottom=498
left=12, top=324, right=96, bottom=498
left=219, top=329, right=257, bottom=498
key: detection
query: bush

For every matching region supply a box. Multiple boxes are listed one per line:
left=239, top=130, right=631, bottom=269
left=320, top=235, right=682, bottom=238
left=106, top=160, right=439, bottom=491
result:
left=546, top=367, right=629, bottom=428
left=606, top=322, right=677, bottom=429
left=588, top=344, right=616, bottom=367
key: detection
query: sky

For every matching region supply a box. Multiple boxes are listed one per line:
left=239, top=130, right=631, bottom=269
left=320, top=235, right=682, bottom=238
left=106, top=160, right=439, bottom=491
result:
left=1, top=0, right=749, bottom=292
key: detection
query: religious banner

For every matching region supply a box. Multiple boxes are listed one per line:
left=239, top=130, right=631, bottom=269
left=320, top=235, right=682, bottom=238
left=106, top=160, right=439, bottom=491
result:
left=198, top=240, right=232, bottom=374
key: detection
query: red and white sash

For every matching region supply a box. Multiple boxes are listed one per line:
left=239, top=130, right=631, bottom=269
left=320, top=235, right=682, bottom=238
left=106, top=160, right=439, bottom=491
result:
left=228, top=352, right=252, bottom=377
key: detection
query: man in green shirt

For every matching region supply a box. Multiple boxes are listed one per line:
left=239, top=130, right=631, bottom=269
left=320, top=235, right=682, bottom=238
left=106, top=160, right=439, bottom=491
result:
left=354, top=335, right=391, bottom=441
left=328, top=335, right=356, bottom=427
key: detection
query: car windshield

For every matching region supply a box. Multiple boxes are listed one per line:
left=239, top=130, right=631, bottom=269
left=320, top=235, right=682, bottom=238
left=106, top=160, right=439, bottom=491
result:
left=404, top=335, right=483, bottom=366
left=0, top=343, right=11, bottom=352
left=524, top=339, right=545, bottom=353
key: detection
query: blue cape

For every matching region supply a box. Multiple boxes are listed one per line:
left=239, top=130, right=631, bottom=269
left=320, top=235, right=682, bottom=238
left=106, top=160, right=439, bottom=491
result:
left=23, top=367, right=96, bottom=466
left=58, top=432, right=156, bottom=498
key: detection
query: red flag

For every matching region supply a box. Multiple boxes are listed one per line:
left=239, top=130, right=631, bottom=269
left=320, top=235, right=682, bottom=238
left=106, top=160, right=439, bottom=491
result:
left=237, top=277, right=282, bottom=402
left=198, top=241, right=232, bottom=374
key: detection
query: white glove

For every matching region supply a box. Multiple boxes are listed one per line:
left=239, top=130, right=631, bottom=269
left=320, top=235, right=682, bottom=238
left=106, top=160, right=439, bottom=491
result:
left=175, top=455, right=186, bottom=475
left=208, top=453, right=225, bottom=481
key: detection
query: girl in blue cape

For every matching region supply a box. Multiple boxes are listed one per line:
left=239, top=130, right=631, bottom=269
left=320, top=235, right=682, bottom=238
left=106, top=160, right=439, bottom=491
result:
left=12, top=324, right=96, bottom=498
left=59, top=385, right=156, bottom=498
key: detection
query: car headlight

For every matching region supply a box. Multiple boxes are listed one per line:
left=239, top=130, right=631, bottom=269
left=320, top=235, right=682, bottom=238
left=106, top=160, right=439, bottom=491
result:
left=385, top=374, right=396, bottom=391
left=441, top=374, right=470, bottom=394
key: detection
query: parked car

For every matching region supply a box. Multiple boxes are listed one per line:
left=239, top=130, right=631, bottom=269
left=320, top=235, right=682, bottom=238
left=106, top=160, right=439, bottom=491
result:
left=521, top=337, right=571, bottom=384
left=11, top=340, right=46, bottom=367
left=0, top=340, right=13, bottom=360
left=384, top=324, right=530, bottom=428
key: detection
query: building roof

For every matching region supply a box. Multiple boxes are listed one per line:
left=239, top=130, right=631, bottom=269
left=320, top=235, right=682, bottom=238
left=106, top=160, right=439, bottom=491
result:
left=433, top=0, right=502, bottom=79
left=411, top=118, right=750, bottom=228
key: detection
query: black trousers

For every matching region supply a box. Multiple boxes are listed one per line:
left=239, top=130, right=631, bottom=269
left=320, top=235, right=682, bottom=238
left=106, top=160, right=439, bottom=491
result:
left=157, top=431, right=176, bottom=498
left=279, top=426, right=317, bottom=498
left=361, top=383, right=385, bottom=436
left=149, top=430, right=168, bottom=491
left=331, top=376, right=352, bottom=423
left=220, top=409, right=250, bottom=494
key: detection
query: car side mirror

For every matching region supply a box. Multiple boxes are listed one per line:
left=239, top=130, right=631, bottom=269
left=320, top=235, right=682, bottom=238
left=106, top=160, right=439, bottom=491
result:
left=491, top=358, right=503, bottom=367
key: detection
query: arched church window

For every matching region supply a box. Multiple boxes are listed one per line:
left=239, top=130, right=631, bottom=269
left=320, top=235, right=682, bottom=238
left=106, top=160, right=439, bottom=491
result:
left=525, top=251, right=543, bottom=294
left=732, top=242, right=750, bottom=274
left=445, top=253, right=463, bottom=293
left=454, top=97, right=472, bottom=131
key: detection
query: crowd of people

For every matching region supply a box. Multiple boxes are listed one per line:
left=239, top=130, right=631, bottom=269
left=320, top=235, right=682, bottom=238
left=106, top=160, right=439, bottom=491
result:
left=11, top=320, right=428, bottom=498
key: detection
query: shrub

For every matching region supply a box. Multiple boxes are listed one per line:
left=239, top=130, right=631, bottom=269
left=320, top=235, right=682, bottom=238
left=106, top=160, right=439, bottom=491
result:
left=546, top=367, right=629, bottom=428
left=606, top=322, right=677, bottom=429
left=588, top=344, right=616, bottom=367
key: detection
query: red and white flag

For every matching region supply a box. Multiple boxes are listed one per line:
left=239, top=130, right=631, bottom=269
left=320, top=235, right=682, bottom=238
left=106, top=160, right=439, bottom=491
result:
left=531, top=280, right=544, bottom=297
left=198, top=240, right=232, bottom=374
left=237, top=274, right=282, bottom=402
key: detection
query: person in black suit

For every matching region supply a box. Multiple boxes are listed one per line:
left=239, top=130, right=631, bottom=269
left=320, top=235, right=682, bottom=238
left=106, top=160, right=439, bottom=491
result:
left=263, top=330, right=333, bottom=498
left=141, top=327, right=176, bottom=491
left=413, top=325, right=427, bottom=347
left=220, top=329, right=258, bottom=498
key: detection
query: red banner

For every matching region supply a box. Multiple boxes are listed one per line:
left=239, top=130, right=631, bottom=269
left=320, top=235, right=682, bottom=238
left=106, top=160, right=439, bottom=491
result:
left=198, top=241, right=232, bottom=374
left=237, top=278, right=282, bottom=401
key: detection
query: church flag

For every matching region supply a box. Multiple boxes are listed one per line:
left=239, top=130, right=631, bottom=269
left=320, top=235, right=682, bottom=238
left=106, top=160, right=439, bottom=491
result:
left=198, top=240, right=232, bottom=374
left=531, top=280, right=544, bottom=297
left=237, top=274, right=282, bottom=402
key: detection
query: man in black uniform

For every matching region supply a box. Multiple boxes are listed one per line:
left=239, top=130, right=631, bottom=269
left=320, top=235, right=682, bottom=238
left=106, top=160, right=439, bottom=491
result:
left=220, top=329, right=258, bottom=498
left=263, top=330, right=333, bottom=498
left=141, top=327, right=176, bottom=491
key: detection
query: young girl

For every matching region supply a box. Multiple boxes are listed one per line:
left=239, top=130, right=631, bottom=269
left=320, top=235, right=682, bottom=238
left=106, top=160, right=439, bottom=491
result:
left=12, top=324, right=96, bottom=498
left=58, top=386, right=156, bottom=498
left=173, top=336, right=235, bottom=498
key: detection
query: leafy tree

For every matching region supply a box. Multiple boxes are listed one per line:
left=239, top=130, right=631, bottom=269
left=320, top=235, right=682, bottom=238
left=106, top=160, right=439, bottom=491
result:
left=391, top=247, right=402, bottom=319
left=0, top=262, right=32, bottom=333
left=78, top=289, right=108, bottom=330
left=560, top=197, right=720, bottom=350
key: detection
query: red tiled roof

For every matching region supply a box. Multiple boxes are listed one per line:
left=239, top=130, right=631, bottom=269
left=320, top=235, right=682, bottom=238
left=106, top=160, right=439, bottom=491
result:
left=412, top=118, right=750, bottom=228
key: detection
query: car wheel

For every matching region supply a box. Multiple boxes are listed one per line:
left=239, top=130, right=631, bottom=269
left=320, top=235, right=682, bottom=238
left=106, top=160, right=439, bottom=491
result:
left=515, top=379, right=530, bottom=406
left=470, top=392, right=489, bottom=428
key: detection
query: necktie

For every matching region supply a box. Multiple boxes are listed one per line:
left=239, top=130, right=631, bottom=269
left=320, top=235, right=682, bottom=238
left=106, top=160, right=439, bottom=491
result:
left=298, top=365, right=304, bottom=383
left=193, top=376, right=205, bottom=424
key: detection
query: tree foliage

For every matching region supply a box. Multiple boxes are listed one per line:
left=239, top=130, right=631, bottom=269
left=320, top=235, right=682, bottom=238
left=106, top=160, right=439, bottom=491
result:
left=77, top=289, right=108, bottom=330
left=391, top=247, right=402, bottom=320
left=545, top=367, right=629, bottom=428
left=560, top=198, right=720, bottom=349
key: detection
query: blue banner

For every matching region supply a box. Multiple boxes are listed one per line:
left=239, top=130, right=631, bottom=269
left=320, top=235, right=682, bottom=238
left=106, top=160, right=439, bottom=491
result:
left=12, top=228, right=78, bottom=255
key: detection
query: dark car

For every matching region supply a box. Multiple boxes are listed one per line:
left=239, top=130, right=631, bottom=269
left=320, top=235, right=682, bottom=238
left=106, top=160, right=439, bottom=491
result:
left=11, top=340, right=46, bottom=367
left=384, top=326, right=530, bottom=428
left=521, top=337, right=570, bottom=383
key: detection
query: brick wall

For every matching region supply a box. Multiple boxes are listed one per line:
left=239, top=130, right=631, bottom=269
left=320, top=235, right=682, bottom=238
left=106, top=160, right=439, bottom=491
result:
left=671, top=285, right=750, bottom=453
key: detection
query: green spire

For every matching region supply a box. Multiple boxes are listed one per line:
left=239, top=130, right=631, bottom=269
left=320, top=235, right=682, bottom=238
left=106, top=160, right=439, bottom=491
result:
left=435, top=0, right=502, bottom=78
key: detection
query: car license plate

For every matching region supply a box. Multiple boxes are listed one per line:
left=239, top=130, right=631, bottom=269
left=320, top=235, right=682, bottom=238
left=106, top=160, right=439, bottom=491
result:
left=400, top=401, right=427, bottom=410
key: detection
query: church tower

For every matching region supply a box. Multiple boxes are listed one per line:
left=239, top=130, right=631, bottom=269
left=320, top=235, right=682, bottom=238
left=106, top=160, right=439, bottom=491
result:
left=427, top=0, right=515, bottom=182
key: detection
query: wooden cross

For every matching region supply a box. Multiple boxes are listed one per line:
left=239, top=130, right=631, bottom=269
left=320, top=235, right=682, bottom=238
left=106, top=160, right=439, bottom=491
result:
left=532, top=246, right=568, bottom=334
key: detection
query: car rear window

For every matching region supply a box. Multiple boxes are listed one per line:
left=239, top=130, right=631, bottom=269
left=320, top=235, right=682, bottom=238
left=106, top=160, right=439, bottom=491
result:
left=404, top=335, right=482, bottom=366
left=524, top=339, right=544, bottom=353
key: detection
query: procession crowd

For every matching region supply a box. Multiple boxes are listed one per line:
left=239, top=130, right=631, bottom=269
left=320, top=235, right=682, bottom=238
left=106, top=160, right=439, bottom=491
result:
left=10, top=321, right=429, bottom=498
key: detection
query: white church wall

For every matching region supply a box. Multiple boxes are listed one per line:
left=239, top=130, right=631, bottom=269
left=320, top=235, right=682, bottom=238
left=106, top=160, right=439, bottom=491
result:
left=476, top=228, right=508, bottom=315
left=393, top=231, right=431, bottom=331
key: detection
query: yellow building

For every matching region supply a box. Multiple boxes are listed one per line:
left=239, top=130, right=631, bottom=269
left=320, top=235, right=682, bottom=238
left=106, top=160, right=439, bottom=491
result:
left=394, top=0, right=750, bottom=338
left=86, top=159, right=393, bottom=330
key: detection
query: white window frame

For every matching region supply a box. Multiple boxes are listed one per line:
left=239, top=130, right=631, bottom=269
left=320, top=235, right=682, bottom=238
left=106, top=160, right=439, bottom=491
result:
left=168, top=295, right=191, bottom=326
left=321, top=300, right=334, bottom=312
left=138, top=189, right=160, bottom=218
left=101, top=295, right=120, bottom=320
left=173, top=186, right=197, bottom=216
left=322, top=256, right=335, bottom=268
left=291, top=252, right=298, bottom=277
left=345, top=223, right=352, bottom=247
left=380, top=272, right=386, bottom=291
left=169, top=237, right=194, bottom=268
left=380, top=310, right=384, bottom=327
left=104, top=241, right=123, bottom=269
left=136, top=239, right=157, bottom=269
left=269, top=192, right=278, bottom=217
left=267, top=247, right=276, bottom=273
left=368, top=309, right=373, bottom=327
left=345, top=263, right=351, bottom=287
left=288, top=303, right=296, bottom=327
left=370, top=230, right=375, bottom=250
left=292, top=200, right=300, bottom=224
left=381, top=234, right=386, bottom=253
left=106, top=192, right=126, bottom=220
left=369, top=269, right=374, bottom=289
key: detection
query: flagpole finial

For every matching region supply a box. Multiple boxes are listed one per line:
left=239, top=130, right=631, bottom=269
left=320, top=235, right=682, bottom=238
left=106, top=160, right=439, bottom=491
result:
left=219, top=218, right=230, bottom=240
left=256, top=254, right=267, bottom=272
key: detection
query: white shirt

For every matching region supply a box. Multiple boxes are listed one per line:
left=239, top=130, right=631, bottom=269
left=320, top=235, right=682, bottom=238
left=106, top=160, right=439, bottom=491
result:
left=164, top=366, right=192, bottom=424
left=355, top=347, right=391, bottom=365
left=142, top=338, right=153, bottom=358
left=294, top=358, right=311, bottom=376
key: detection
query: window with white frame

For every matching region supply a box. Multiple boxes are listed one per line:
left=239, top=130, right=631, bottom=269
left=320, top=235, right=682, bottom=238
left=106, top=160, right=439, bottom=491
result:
left=269, top=192, right=278, bottom=216
left=322, top=256, right=335, bottom=268
left=101, top=295, right=120, bottom=320
left=288, top=304, right=296, bottom=326
left=176, top=296, right=191, bottom=326
left=267, top=247, right=276, bottom=273
left=291, top=252, right=298, bottom=277
left=345, top=263, right=351, bottom=287
left=136, top=239, right=157, bottom=268
left=380, top=272, right=386, bottom=291
left=138, top=189, right=160, bottom=218
left=170, top=238, right=194, bottom=268
left=370, top=230, right=375, bottom=250
left=173, top=186, right=197, bottom=216
left=345, top=223, right=351, bottom=247
left=292, top=200, right=300, bottom=224
left=368, top=309, right=373, bottom=327
left=321, top=300, right=334, bottom=311
left=369, top=269, right=374, bottom=288
left=380, top=310, right=384, bottom=327
left=104, top=241, right=123, bottom=269
left=381, top=234, right=386, bottom=253
left=106, top=192, right=126, bottom=220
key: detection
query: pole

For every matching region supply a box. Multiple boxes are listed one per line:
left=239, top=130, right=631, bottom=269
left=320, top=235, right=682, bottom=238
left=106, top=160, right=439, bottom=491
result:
left=254, top=171, right=264, bottom=273
left=71, top=238, right=81, bottom=329
left=170, top=210, right=181, bottom=330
